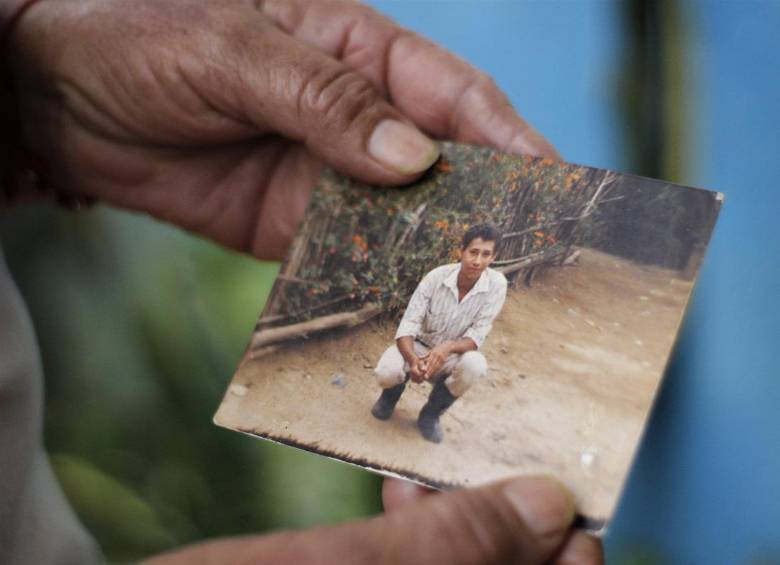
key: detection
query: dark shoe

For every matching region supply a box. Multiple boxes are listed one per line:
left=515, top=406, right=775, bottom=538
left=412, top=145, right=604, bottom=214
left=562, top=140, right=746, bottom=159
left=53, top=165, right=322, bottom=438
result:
left=371, top=381, right=407, bottom=420
left=417, top=379, right=457, bottom=443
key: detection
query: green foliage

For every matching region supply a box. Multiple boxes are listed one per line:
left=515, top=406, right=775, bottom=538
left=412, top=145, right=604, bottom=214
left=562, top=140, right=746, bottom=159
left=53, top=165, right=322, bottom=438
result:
left=51, top=454, right=176, bottom=561
left=0, top=206, right=382, bottom=563
left=275, top=143, right=609, bottom=322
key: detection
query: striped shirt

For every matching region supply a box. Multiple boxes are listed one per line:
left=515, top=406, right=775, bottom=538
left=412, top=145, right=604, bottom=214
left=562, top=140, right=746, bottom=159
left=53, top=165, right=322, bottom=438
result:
left=395, top=263, right=508, bottom=349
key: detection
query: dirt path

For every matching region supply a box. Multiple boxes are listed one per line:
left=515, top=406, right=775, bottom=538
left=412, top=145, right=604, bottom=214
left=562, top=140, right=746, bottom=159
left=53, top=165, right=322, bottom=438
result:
left=215, top=249, right=693, bottom=525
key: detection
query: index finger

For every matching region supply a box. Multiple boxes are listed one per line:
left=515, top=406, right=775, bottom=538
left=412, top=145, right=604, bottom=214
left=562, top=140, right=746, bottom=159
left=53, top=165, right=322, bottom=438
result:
left=258, top=0, right=558, bottom=158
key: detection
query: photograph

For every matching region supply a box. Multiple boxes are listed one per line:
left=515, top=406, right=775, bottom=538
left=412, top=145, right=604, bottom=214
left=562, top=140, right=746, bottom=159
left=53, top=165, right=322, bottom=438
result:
left=5, top=0, right=778, bottom=562
left=214, top=142, right=722, bottom=530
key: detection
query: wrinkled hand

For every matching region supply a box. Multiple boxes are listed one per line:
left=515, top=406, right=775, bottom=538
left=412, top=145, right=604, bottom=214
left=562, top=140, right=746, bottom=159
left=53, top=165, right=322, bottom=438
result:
left=8, top=2, right=599, bottom=563
left=9, top=0, right=556, bottom=261
left=421, top=342, right=451, bottom=379
left=144, top=476, right=603, bottom=565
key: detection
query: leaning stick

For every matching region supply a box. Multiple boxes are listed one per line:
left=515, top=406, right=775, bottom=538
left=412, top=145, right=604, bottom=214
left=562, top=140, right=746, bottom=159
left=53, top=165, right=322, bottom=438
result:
left=249, top=303, right=382, bottom=351
left=495, top=249, right=565, bottom=276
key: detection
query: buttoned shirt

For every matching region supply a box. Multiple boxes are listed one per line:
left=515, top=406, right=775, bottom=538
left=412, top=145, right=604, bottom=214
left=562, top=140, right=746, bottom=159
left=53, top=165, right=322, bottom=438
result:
left=395, top=263, right=507, bottom=349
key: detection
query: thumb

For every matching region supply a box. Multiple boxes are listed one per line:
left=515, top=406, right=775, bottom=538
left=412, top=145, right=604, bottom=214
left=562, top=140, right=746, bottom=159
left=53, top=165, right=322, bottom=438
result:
left=367, top=476, right=576, bottom=565
left=141, top=476, right=577, bottom=564
left=230, top=19, right=440, bottom=184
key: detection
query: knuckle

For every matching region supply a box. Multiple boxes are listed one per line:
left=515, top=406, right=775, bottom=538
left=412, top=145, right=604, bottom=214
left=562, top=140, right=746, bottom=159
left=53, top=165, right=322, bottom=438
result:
left=475, top=70, right=499, bottom=90
left=467, top=71, right=502, bottom=106
left=298, top=66, right=381, bottom=132
left=452, top=70, right=506, bottom=130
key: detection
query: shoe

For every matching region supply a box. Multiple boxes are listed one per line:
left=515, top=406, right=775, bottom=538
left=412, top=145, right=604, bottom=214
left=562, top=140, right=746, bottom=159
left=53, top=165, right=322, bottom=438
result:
left=371, top=381, right=407, bottom=420
left=417, top=378, right=457, bottom=443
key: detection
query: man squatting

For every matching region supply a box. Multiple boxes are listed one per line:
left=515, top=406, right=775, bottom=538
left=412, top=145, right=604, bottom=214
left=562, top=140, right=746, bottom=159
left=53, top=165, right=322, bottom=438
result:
left=371, top=224, right=507, bottom=443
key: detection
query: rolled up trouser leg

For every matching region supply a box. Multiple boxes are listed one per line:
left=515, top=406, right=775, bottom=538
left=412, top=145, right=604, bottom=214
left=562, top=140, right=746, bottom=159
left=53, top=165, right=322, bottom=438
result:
left=444, top=350, right=487, bottom=397
left=374, top=344, right=407, bottom=389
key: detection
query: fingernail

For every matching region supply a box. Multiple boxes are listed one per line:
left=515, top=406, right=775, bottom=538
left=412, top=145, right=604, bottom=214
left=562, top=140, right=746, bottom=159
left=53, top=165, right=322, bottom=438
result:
left=368, top=119, right=439, bottom=175
left=502, top=477, right=575, bottom=538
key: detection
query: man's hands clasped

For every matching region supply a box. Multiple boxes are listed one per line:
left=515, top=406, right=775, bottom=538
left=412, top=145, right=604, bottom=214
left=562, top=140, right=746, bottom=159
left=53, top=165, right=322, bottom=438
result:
left=419, top=342, right=452, bottom=381
left=400, top=337, right=453, bottom=382
left=407, top=344, right=450, bottom=383
left=408, top=356, right=429, bottom=383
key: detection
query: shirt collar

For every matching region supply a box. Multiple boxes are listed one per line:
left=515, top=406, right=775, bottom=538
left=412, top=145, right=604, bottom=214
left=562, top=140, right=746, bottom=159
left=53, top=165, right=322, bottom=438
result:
left=443, top=264, right=491, bottom=299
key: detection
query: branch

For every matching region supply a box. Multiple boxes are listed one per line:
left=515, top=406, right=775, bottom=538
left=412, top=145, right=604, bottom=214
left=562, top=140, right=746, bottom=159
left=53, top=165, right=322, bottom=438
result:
left=493, top=247, right=565, bottom=272
left=249, top=303, right=382, bottom=350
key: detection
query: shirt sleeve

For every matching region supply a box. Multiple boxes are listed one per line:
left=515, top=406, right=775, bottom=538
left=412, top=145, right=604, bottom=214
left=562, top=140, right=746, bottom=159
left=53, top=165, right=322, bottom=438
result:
left=394, top=271, right=436, bottom=341
left=463, top=275, right=507, bottom=348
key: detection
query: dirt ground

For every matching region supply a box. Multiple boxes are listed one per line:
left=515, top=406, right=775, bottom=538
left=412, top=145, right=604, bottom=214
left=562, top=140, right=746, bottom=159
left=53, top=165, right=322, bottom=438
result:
left=215, top=248, right=694, bottom=525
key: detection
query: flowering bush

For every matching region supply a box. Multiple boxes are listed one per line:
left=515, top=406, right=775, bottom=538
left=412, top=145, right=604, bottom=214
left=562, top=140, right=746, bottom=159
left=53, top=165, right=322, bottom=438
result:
left=267, top=143, right=612, bottom=324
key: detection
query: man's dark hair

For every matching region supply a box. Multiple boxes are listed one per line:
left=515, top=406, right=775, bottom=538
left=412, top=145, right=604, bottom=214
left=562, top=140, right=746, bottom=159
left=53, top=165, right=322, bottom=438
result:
left=461, top=223, right=502, bottom=251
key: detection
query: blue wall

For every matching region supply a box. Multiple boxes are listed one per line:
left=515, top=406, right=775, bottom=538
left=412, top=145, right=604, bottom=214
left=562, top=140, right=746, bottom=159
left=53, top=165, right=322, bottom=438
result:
left=369, top=1, right=780, bottom=562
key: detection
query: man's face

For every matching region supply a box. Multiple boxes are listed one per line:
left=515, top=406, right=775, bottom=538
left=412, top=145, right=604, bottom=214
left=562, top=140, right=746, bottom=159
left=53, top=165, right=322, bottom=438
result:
left=458, top=237, right=496, bottom=280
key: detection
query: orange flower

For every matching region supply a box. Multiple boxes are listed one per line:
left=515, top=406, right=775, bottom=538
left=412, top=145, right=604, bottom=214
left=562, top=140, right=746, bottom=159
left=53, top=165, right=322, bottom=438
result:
left=352, top=234, right=368, bottom=251
left=534, top=231, right=545, bottom=238
left=436, top=159, right=452, bottom=173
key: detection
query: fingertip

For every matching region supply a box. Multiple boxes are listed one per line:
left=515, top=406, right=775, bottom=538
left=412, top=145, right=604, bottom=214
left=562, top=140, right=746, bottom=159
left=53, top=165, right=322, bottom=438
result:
left=368, top=119, right=440, bottom=176
left=375, top=476, right=578, bottom=565
left=552, top=530, right=605, bottom=565
left=501, top=475, right=576, bottom=539
left=505, top=128, right=562, bottom=160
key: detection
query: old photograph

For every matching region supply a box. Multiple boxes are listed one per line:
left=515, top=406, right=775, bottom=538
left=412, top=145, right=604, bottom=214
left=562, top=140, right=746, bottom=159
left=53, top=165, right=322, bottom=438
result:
left=214, top=142, right=722, bottom=529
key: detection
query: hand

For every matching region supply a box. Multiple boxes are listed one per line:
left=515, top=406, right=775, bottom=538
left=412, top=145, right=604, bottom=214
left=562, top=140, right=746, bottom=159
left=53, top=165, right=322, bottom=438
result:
left=422, top=342, right=451, bottom=379
left=144, top=476, right=603, bottom=565
left=409, top=356, right=428, bottom=383
left=9, top=4, right=573, bottom=564
left=9, top=0, right=557, bottom=261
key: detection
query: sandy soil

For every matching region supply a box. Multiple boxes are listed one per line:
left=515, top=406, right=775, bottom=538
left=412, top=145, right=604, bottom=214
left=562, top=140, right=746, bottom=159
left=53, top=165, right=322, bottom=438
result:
left=215, top=249, right=694, bottom=525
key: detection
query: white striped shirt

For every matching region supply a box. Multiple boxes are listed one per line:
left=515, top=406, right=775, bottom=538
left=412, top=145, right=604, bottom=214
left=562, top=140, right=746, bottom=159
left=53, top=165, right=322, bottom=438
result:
left=395, top=263, right=507, bottom=349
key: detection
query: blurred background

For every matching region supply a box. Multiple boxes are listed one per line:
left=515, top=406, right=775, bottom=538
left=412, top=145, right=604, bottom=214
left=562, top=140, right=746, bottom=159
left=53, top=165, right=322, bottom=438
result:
left=1, top=0, right=778, bottom=563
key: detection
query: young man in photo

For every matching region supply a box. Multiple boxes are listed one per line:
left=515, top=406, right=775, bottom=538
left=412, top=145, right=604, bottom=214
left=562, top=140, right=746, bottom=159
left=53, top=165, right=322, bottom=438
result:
left=372, top=223, right=508, bottom=443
